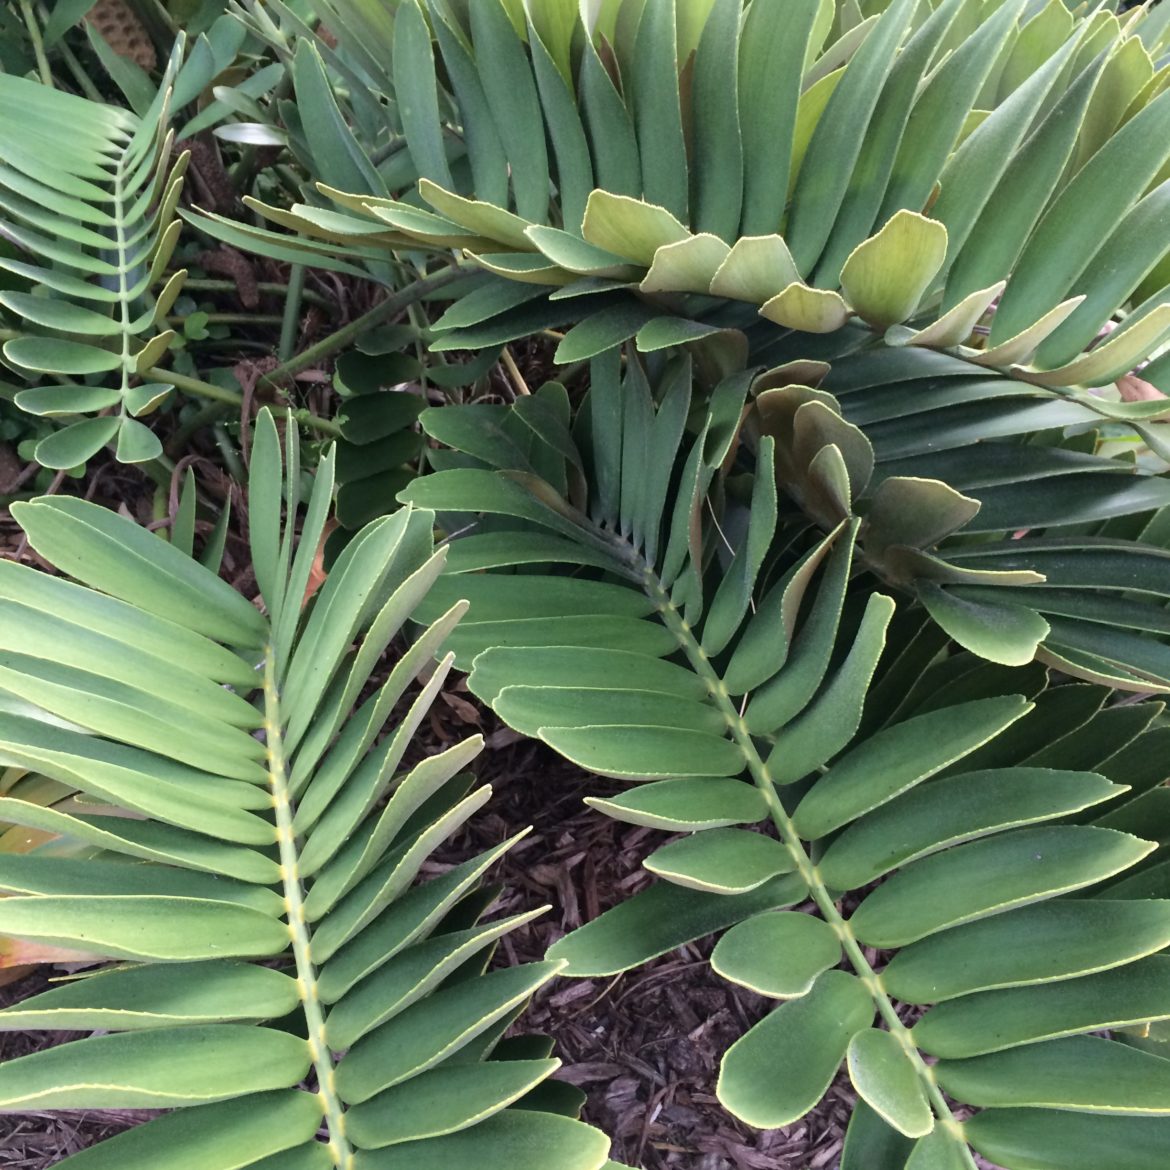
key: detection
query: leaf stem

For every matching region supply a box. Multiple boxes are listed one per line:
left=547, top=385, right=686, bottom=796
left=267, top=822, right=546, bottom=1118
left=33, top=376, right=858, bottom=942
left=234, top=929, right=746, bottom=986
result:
left=18, top=0, right=52, bottom=88
left=257, top=263, right=475, bottom=390
left=292, top=408, right=343, bottom=439
left=148, top=365, right=245, bottom=405
left=279, top=265, right=307, bottom=362
left=35, top=2, right=102, bottom=101
left=264, top=650, right=353, bottom=1170
left=501, top=347, right=531, bottom=397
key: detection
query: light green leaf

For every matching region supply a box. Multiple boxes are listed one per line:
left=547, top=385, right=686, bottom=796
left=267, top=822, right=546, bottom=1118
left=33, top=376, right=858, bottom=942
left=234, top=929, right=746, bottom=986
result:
left=0, top=291, right=117, bottom=335
left=12, top=497, right=267, bottom=648
left=841, top=1100, right=915, bottom=1170
left=877, top=0, right=1022, bottom=230
left=766, top=592, right=894, bottom=784
left=839, top=211, right=948, bottom=328
left=645, top=828, right=795, bottom=894
left=905, top=1127, right=977, bottom=1170
left=354, top=1110, right=610, bottom=1170
left=691, top=0, right=744, bottom=241
left=586, top=778, right=768, bottom=831
left=712, top=912, right=842, bottom=998
left=494, top=685, right=724, bottom=738
left=526, top=225, right=642, bottom=278
left=12, top=385, right=120, bottom=417
left=392, top=0, right=453, bottom=189
left=470, top=0, right=550, bottom=223
left=786, top=0, right=919, bottom=274
left=577, top=36, right=640, bottom=198
left=631, top=0, right=688, bottom=221
left=324, top=908, right=546, bottom=1050
left=580, top=191, right=690, bottom=265
left=895, top=281, right=1004, bottom=348
left=936, top=1034, right=1170, bottom=1113
left=915, top=953, right=1170, bottom=1059
left=41, top=1092, right=324, bottom=1170
left=1026, top=304, right=1170, bottom=387
left=882, top=897, right=1170, bottom=1005
left=738, top=0, right=822, bottom=235
left=32, top=417, right=120, bottom=469
left=760, top=282, right=851, bottom=332
left=724, top=520, right=844, bottom=697
left=344, top=1058, right=560, bottom=1147
left=820, top=768, right=1124, bottom=892
left=965, top=1107, right=1170, bottom=1170
left=549, top=874, right=808, bottom=977
left=847, top=1028, right=934, bottom=1139
left=0, top=1026, right=310, bottom=1109
left=851, top=827, right=1155, bottom=949
left=420, top=179, right=536, bottom=251
left=917, top=583, right=1050, bottom=667
left=526, top=11, right=593, bottom=230
left=989, top=86, right=1170, bottom=348
left=538, top=724, right=745, bottom=780
left=792, top=696, right=1031, bottom=840
left=473, top=252, right=573, bottom=285
left=469, top=646, right=709, bottom=706
left=745, top=518, right=858, bottom=735
left=115, top=417, right=162, bottom=463
left=717, top=970, right=873, bottom=1127
left=0, top=961, right=299, bottom=1031
left=640, top=233, right=730, bottom=294
left=317, top=839, right=522, bottom=1004
left=863, top=477, right=981, bottom=556
left=709, top=234, right=802, bottom=303
left=334, top=963, right=562, bottom=1104
left=0, top=896, right=290, bottom=962
left=0, top=797, right=277, bottom=883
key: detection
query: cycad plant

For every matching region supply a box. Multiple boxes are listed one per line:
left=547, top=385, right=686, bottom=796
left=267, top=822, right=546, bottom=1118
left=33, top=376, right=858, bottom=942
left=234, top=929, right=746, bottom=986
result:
left=228, top=0, right=1170, bottom=418
left=401, top=351, right=1170, bottom=1169
left=0, top=49, right=190, bottom=468
left=183, top=0, right=1170, bottom=683
left=5, top=1, right=1170, bottom=1167
left=0, top=409, right=617, bottom=1170
left=175, top=2, right=1170, bottom=1162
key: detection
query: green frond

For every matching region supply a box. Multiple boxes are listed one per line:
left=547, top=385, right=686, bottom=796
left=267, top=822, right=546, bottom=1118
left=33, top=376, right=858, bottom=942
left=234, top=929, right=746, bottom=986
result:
left=0, top=44, right=190, bottom=468
left=0, top=409, right=612, bottom=1170
left=327, top=351, right=426, bottom=547
left=396, top=351, right=1170, bottom=1168
left=407, top=346, right=1170, bottom=688
left=239, top=0, right=1170, bottom=400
